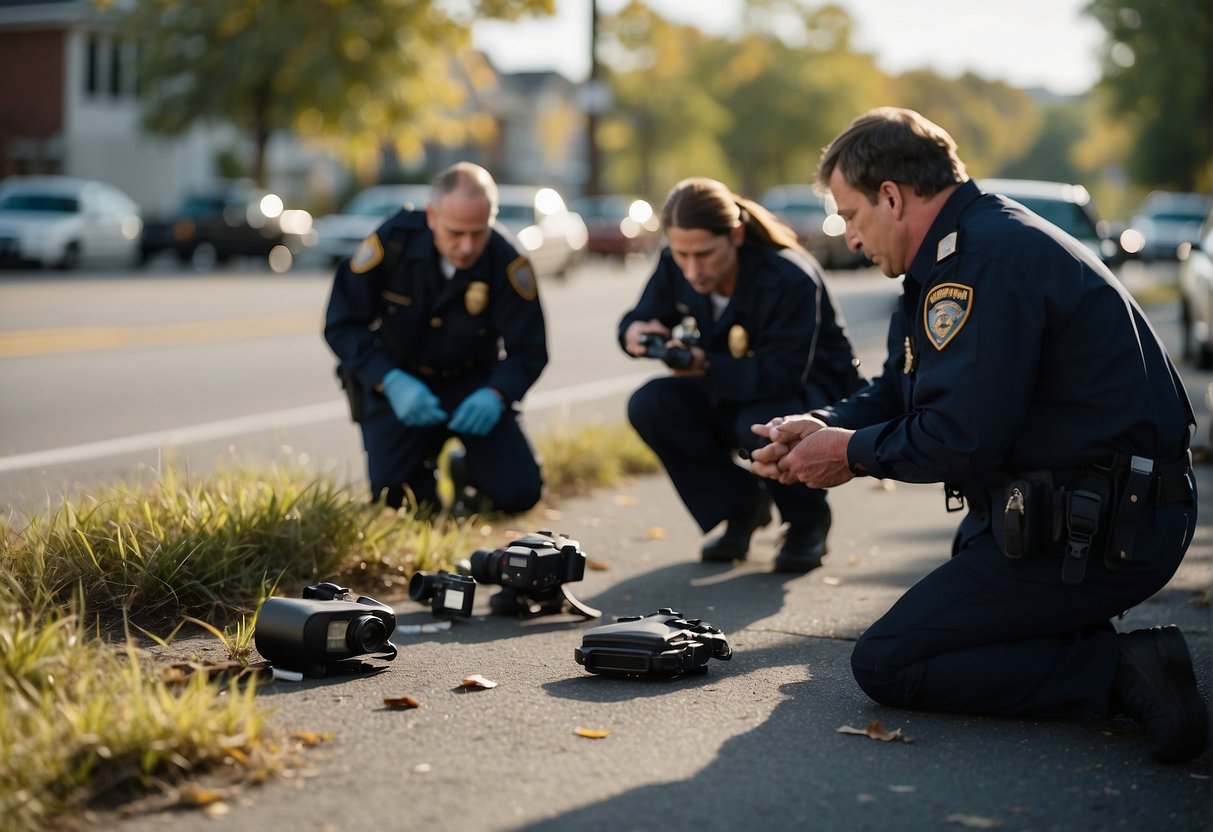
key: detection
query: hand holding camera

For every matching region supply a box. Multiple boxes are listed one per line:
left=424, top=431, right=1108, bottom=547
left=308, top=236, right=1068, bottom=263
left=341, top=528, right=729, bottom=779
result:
left=638, top=333, right=697, bottom=370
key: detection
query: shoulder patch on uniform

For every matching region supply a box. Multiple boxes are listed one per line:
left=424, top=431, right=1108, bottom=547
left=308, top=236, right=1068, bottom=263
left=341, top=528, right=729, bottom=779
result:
left=350, top=233, right=384, bottom=274
left=507, top=256, right=537, bottom=301
left=923, top=282, right=972, bottom=351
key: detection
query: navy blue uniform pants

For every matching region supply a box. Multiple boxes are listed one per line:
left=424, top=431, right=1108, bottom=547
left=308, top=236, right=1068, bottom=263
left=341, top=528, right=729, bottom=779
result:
left=851, top=480, right=1197, bottom=717
left=627, top=375, right=830, bottom=533
left=358, top=375, right=542, bottom=514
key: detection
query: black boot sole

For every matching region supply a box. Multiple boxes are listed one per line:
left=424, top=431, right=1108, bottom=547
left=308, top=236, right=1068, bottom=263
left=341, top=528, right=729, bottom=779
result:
left=1119, top=626, right=1209, bottom=763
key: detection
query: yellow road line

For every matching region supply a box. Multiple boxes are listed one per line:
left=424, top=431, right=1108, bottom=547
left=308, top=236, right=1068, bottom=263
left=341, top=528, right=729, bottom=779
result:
left=0, top=314, right=321, bottom=358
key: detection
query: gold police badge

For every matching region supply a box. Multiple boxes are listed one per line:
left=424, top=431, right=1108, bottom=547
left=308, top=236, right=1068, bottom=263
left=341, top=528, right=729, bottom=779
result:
left=923, top=282, right=973, bottom=350
left=465, top=281, right=489, bottom=315
left=349, top=233, right=384, bottom=274
left=728, top=325, right=749, bottom=358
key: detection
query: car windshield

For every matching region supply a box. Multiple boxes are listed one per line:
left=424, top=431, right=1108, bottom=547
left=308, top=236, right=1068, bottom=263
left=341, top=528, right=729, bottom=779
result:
left=1011, top=197, right=1097, bottom=239
left=179, top=196, right=227, bottom=217
left=496, top=203, right=533, bottom=224
left=0, top=193, right=80, bottom=213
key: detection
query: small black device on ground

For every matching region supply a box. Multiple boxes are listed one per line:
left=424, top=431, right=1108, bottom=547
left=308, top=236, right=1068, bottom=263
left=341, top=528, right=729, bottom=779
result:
left=255, top=582, right=398, bottom=677
left=409, top=570, right=476, bottom=617
left=466, top=530, right=600, bottom=619
left=575, top=608, right=732, bottom=678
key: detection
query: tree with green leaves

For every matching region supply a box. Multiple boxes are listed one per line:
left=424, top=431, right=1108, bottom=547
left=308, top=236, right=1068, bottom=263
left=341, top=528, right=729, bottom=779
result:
left=118, top=0, right=554, bottom=185
left=1085, top=0, right=1212, bottom=190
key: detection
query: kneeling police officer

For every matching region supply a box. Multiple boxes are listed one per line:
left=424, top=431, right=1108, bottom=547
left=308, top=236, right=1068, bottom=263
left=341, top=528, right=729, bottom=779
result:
left=325, top=162, right=547, bottom=515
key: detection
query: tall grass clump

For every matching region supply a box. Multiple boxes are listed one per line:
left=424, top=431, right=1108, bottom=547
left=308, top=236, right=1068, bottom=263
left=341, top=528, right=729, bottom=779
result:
left=0, top=464, right=473, bottom=624
left=0, top=583, right=272, bottom=832
left=536, top=421, right=660, bottom=497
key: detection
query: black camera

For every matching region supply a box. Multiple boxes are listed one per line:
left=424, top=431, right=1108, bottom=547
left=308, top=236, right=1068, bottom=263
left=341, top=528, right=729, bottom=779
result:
left=638, top=333, right=695, bottom=370
left=575, top=609, right=732, bottom=678
left=409, top=570, right=476, bottom=617
left=255, top=582, right=397, bottom=676
left=466, top=530, right=599, bottom=619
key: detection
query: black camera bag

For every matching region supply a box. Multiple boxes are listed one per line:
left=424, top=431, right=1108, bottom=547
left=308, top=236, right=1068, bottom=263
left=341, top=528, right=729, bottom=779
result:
left=575, top=608, right=731, bottom=678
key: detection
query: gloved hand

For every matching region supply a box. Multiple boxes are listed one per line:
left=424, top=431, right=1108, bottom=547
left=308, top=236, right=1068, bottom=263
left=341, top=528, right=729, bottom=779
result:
left=448, top=387, right=505, bottom=436
left=381, top=369, right=447, bottom=426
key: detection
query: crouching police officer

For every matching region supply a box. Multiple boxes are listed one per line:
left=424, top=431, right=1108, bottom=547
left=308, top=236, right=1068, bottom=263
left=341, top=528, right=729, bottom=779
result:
left=752, top=108, right=1206, bottom=763
left=619, top=177, right=861, bottom=572
left=325, top=162, right=547, bottom=516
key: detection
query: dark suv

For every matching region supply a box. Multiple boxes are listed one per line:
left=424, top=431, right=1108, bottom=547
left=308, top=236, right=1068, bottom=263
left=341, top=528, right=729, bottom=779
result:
left=141, top=185, right=313, bottom=270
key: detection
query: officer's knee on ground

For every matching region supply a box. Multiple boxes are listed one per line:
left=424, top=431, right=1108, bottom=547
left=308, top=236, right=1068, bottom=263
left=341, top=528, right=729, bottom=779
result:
left=481, top=476, right=543, bottom=515
left=626, top=380, right=666, bottom=433
left=850, top=630, right=909, bottom=708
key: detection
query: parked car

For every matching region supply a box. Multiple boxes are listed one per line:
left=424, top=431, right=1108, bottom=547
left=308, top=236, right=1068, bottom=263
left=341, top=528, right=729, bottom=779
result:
left=1177, top=203, right=1213, bottom=368
left=312, top=184, right=431, bottom=265
left=758, top=184, right=866, bottom=270
left=569, top=193, right=661, bottom=257
left=140, top=183, right=314, bottom=271
left=1124, top=191, right=1212, bottom=262
left=977, top=178, right=1124, bottom=268
left=0, top=175, right=142, bottom=269
left=494, top=185, right=587, bottom=279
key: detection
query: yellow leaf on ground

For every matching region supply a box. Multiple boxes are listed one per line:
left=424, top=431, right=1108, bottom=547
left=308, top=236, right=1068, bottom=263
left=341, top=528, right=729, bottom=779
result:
left=587, top=558, right=612, bottom=571
left=646, top=526, right=667, bottom=539
left=179, top=787, right=226, bottom=806
left=821, top=575, right=843, bottom=586
left=613, top=495, right=639, bottom=506
left=384, top=695, right=421, bottom=709
left=574, top=727, right=612, bottom=739
left=461, top=674, right=498, bottom=689
left=290, top=731, right=330, bottom=747
left=945, top=813, right=1002, bottom=829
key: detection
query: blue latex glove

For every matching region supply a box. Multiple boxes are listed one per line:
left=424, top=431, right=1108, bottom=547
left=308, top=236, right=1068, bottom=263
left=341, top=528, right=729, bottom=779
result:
left=448, top=387, right=505, bottom=436
left=381, top=369, right=447, bottom=426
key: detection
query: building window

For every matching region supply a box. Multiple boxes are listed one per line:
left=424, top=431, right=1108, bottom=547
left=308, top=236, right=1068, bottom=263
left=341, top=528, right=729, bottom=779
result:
left=85, top=34, right=100, bottom=95
left=108, top=38, right=122, bottom=97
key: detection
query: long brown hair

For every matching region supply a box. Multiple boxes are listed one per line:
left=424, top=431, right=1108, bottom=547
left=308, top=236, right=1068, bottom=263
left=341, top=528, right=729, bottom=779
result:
left=661, top=177, right=803, bottom=251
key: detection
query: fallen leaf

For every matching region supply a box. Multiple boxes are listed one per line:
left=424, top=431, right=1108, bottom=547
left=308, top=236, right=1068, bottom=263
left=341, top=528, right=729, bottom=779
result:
left=290, top=731, right=330, bottom=747
left=836, top=720, right=914, bottom=743
left=646, top=526, right=667, bottom=539
left=384, top=695, right=421, bottom=709
left=179, top=787, right=226, bottom=806
left=821, top=575, right=843, bottom=586
left=461, top=674, right=498, bottom=689
left=613, top=495, right=639, bottom=507
left=587, top=558, right=612, bottom=571
left=945, top=813, right=1002, bottom=829
left=873, top=479, right=896, bottom=491
left=411, top=763, right=432, bottom=774
left=574, top=727, right=611, bottom=739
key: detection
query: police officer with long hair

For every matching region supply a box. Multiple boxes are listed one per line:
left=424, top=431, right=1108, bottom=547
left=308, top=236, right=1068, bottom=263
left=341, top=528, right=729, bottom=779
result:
left=620, top=177, right=860, bottom=572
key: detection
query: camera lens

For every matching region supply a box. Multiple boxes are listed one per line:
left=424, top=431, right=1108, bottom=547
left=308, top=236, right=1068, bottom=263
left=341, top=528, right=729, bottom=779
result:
left=468, top=548, right=503, bottom=584
left=408, top=572, right=436, bottom=602
left=347, top=614, right=389, bottom=653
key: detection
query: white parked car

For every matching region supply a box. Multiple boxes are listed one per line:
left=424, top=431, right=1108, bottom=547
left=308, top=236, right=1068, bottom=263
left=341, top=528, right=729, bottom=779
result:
left=312, top=184, right=431, bottom=265
left=1177, top=203, right=1213, bottom=368
left=1125, top=190, right=1212, bottom=262
left=494, top=185, right=587, bottom=279
left=0, top=175, right=142, bottom=269
left=977, top=178, right=1123, bottom=268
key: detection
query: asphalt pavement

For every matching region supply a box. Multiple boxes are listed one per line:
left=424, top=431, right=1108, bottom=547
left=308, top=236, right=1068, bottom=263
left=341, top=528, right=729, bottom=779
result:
left=106, top=453, right=1212, bottom=831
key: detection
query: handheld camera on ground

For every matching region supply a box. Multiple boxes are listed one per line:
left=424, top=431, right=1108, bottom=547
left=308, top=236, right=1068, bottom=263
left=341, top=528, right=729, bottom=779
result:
left=255, top=582, right=397, bottom=677
left=638, top=333, right=695, bottom=370
left=466, top=530, right=600, bottom=619
left=409, top=570, right=476, bottom=617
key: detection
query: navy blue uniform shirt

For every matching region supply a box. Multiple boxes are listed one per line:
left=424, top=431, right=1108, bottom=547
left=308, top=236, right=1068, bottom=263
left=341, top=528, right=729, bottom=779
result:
left=618, top=243, right=858, bottom=408
left=324, top=209, right=547, bottom=404
left=823, top=179, right=1193, bottom=489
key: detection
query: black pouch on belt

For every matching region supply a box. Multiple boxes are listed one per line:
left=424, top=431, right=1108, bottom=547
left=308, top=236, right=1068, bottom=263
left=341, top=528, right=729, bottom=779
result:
left=336, top=366, right=365, bottom=424
left=1000, top=470, right=1061, bottom=559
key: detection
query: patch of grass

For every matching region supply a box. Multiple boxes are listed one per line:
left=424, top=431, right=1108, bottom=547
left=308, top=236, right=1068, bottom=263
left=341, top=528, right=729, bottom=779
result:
left=537, top=421, right=660, bottom=497
left=0, top=420, right=657, bottom=828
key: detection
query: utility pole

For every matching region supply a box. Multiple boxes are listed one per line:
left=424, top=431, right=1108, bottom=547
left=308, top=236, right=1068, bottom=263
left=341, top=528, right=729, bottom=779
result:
left=584, top=0, right=603, bottom=197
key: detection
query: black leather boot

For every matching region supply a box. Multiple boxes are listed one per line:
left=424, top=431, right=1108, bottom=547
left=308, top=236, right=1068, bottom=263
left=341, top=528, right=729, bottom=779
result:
left=773, top=520, right=829, bottom=573
left=701, top=492, right=773, bottom=562
left=1113, top=626, right=1209, bottom=763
